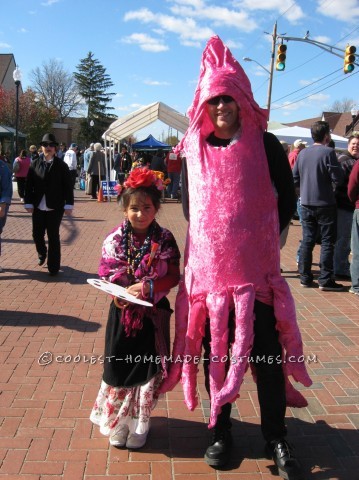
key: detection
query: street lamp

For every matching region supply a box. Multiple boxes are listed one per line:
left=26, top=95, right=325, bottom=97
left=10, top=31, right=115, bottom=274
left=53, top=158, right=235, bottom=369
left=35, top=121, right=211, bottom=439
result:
left=351, top=106, right=358, bottom=131
left=243, top=56, right=273, bottom=119
left=243, top=57, right=271, bottom=75
left=12, top=66, right=22, bottom=159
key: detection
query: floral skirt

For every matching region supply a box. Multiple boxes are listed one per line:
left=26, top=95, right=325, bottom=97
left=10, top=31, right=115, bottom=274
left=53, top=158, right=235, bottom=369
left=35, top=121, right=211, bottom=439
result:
left=90, top=373, right=162, bottom=437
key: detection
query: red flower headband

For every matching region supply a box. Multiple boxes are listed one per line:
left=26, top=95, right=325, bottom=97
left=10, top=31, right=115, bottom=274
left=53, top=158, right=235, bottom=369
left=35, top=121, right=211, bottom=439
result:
left=114, top=167, right=168, bottom=195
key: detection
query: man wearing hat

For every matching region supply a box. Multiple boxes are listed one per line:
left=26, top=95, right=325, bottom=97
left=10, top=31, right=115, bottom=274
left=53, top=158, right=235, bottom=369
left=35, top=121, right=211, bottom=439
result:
left=288, top=139, right=307, bottom=169
left=63, top=143, right=78, bottom=189
left=24, top=133, right=74, bottom=276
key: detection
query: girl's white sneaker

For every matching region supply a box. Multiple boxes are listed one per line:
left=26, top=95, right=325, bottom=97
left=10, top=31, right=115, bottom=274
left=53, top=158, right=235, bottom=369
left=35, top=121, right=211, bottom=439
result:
left=125, top=430, right=149, bottom=449
left=109, top=425, right=129, bottom=447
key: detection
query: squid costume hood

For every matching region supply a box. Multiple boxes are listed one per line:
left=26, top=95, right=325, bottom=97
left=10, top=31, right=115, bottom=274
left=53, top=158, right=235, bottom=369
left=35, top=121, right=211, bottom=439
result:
left=159, top=36, right=312, bottom=427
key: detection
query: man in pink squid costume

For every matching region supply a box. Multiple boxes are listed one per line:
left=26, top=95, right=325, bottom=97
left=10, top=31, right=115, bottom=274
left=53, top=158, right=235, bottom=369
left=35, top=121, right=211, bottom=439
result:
left=160, top=36, right=312, bottom=479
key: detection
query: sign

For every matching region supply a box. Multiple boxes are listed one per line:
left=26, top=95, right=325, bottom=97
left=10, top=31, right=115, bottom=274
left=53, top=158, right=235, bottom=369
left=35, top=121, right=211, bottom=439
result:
left=101, top=181, right=118, bottom=197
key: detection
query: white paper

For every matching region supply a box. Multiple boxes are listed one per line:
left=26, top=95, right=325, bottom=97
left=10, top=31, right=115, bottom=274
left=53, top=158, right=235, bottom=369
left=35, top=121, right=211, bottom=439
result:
left=87, top=279, right=153, bottom=307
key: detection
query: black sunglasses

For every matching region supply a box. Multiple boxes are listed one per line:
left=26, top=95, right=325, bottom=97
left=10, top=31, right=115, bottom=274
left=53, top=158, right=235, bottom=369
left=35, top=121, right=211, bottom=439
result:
left=41, top=142, right=57, bottom=148
left=207, top=95, right=235, bottom=105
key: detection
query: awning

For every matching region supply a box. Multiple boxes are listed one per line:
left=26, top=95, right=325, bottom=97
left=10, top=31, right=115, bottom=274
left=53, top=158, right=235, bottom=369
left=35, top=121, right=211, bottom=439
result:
left=102, top=101, right=189, bottom=142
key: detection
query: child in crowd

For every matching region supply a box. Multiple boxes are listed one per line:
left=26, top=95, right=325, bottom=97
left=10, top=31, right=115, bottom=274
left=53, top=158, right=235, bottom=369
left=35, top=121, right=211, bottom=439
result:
left=90, top=168, right=180, bottom=449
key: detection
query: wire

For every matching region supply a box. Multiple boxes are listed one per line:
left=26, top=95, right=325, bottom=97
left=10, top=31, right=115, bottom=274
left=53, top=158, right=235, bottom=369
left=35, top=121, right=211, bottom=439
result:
left=272, top=68, right=341, bottom=103
left=271, top=70, right=359, bottom=111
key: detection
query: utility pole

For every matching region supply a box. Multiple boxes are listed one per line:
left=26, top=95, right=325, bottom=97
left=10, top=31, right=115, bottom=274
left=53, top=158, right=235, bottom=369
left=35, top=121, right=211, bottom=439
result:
left=266, top=22, right=277, bottom=122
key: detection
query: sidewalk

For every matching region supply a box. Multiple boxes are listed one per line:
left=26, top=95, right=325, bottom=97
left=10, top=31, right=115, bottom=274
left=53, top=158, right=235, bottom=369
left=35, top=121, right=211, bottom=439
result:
left=0, top=189, right=358, bottom=480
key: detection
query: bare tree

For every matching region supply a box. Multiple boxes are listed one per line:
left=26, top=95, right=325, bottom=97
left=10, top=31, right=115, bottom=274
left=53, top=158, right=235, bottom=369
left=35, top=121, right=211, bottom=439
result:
left=330, top=98, right=356, bottom=113
left=30, top=59, right=83, bottom=122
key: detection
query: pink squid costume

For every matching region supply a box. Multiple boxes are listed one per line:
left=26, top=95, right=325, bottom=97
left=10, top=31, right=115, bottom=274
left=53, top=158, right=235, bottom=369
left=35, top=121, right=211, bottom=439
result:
left=159, top=36, right=312, bottom=427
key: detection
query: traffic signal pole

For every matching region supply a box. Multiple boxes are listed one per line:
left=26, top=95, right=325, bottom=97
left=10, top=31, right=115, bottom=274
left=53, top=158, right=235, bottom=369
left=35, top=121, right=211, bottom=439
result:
left=266, top=21, right=277, bottom=121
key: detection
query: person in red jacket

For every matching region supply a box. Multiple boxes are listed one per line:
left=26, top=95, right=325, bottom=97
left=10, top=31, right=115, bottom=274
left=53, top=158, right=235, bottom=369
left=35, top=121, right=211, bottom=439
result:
left=288, top=139, right=307, bottom=169
left=165, top=151, right=182, bottom=199
left=13, top=149, right=31, bottom=202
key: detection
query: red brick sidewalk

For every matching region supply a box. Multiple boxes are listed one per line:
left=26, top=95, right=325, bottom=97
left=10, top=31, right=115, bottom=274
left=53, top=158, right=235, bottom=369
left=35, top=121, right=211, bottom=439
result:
left=0, top=189, right=358, bottom=479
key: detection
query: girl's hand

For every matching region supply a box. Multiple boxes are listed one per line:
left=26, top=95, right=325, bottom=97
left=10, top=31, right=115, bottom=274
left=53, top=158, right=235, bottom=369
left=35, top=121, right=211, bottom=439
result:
left=126, top=282, right=148, bottom=299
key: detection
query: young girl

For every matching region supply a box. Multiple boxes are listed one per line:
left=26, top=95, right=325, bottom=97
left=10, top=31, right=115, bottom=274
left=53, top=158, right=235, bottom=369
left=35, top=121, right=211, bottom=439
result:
left=90, top=167, right=180, bottom=449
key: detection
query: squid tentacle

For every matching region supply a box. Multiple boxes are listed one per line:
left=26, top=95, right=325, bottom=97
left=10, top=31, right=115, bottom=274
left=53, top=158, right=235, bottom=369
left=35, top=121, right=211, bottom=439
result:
left=209, top=284, right=255, bottom=428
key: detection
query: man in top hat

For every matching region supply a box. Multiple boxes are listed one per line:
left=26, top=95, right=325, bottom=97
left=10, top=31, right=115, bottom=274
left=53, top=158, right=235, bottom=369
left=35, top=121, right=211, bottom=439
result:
left=24, top=133, right=74, bottom=276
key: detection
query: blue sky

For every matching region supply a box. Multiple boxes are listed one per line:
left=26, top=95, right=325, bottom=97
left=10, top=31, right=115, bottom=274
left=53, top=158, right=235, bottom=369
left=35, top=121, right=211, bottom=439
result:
left=1, top=0, right=359, bottom=141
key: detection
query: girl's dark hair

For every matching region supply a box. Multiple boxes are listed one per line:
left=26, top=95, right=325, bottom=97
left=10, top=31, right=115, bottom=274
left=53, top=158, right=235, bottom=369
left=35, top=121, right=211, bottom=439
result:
left=20, top=149, right=27, bottom=157
left=119, top=185, right=162, bottom=211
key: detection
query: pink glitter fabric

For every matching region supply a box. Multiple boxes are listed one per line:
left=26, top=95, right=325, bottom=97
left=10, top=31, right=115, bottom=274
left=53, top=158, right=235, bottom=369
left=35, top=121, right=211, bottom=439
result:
left=159, top=36, right=312, bottom=427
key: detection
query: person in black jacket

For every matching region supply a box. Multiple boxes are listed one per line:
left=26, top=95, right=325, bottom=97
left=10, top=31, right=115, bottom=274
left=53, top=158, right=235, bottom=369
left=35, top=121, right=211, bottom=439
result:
left=24, top=133, right=74, bottom=276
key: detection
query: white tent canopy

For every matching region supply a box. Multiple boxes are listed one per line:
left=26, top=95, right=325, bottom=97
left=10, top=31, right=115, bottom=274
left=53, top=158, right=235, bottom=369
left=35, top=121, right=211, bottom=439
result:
left=268, top=125, right=349, bottom=150
left=102, top=101, right=189, bottom=143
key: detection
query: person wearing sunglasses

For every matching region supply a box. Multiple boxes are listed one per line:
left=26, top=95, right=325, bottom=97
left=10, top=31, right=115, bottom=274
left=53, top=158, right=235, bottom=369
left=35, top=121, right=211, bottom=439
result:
left=24, top=133, right=74, bottom=276
left=160, top=37, right=310, bottom=480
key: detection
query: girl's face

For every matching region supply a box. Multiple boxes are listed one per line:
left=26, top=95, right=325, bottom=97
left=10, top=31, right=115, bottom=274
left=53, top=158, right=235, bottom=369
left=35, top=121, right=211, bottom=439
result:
left=125, top=193, right=157, bottom=234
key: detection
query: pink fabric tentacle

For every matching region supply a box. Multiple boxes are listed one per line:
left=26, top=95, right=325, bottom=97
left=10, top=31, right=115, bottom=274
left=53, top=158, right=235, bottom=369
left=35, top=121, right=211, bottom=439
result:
left=158, top=280, right=189, bottom=393
left=269, top=275, right=312, bottom=388
left=206, top=292, right=230, bottom=423
left=209, top=284, right=255, bottom=428
left=182, top=295, right=207, bottom=411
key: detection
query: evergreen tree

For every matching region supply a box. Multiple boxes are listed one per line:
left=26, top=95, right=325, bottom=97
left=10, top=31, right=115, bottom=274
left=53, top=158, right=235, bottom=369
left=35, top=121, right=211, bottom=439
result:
left=74, top=52, right=116, bottom=144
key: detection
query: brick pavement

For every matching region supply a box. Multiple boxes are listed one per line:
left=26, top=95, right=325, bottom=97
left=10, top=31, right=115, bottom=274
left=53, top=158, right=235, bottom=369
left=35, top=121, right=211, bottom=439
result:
left=0, top=188, right=358, bottom=480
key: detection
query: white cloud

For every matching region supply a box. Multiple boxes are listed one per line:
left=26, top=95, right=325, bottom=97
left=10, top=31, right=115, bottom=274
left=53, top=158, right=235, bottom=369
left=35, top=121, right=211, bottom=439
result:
left=116, top=103, right=147, bottom=112
left=299, top=78, right=319, bottom=86
left=233, top=0, right=305, bottom=23
left=143, top=79, right=171, bottom=86
left=313, top=35, right=331, bottom=44
left=0, top=42, right=11, bottom=48
left=170, top=3, right=258, bottom=32
left=225, top=39, right=244, bottom=50
left=308, top=93, right=330, bottom=102
left=41, top=0, right=60, bottom=6
left=124, top=8, right=214, bottom=46
left=316, top=0, right=359, bottom=22
left=18, top=28, right=28, bottom=33
left=122, top=33, right=169, bottom=52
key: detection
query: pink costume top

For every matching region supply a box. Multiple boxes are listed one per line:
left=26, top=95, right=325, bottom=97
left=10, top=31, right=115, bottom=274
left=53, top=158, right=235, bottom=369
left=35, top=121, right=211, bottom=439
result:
left=160, top=36, right=312, bottom=427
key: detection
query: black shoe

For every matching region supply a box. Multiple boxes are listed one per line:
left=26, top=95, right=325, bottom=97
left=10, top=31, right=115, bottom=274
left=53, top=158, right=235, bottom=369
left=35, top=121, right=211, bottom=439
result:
left=204, top=427, right=232, bottom=467
left=48, top=270, right=59, bottom=276
left=319, top=280, right=344, bottom=291
left=38, top=255, right=47, bottom=266
left=335, top=273, right=351, bottom=281
left=266, top=439, right=304, bottom=480
left=300, top=281, right=313, bottom=288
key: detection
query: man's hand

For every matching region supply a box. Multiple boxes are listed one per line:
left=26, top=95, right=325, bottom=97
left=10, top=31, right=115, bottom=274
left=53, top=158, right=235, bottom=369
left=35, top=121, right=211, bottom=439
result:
left=25, top=207, right=34, bottom=213
left=0, top=203, right=7, bottom=218
left=64, top=209, right=73, bottom=217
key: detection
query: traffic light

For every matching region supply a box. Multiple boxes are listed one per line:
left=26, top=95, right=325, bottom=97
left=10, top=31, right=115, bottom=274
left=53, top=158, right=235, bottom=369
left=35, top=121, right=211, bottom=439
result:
left=344, top=45, right=356, bottom=74
left=276, top=44, right=287, bottom=71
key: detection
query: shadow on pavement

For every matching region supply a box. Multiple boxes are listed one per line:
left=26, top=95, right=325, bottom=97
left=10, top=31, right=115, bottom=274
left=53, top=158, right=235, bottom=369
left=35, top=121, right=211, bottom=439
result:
left=1, top=266, right=94, bottom=285
left=137, top=416, right=357, bottom=479
left=0, top=309, right=101, bottom=331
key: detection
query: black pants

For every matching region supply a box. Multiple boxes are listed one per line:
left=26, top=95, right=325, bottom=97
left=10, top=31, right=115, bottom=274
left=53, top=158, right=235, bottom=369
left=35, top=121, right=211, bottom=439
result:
left=203, top=300, right=287, bottom=442
left=32, top=208, right=64, bottom=273
left=16, top=177, right=26, bottom=199
left=70, top=170, right=77, bottom=189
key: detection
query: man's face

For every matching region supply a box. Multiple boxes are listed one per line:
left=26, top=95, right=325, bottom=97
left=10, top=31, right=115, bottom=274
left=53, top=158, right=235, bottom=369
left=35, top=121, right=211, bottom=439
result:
left=348, top=137, right=359, bottom=159
left=206, top=95, right=240, bottom=138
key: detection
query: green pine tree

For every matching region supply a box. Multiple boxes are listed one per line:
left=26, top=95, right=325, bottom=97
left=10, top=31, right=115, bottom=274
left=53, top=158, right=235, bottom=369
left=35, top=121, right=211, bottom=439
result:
left=74, top=52, right=116, bottom=144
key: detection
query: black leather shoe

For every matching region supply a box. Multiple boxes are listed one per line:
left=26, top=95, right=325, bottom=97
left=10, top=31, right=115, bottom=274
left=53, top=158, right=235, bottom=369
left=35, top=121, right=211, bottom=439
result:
left=204, top=428, right=232, bottom=467
left=48, top=270, right=59, bottom=276
left=38, top=255, right=47, bottom=266
left=266, top=439, right=304, bottom=480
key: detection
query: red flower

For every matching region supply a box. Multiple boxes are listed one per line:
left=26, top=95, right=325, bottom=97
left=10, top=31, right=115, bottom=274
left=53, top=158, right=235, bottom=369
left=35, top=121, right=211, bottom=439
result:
left=124, top=168, right=156, bottom=189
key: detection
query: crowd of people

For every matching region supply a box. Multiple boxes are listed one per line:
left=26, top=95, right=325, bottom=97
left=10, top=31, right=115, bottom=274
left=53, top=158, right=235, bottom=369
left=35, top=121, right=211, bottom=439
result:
left=1, top=35, right=359, bottom=480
